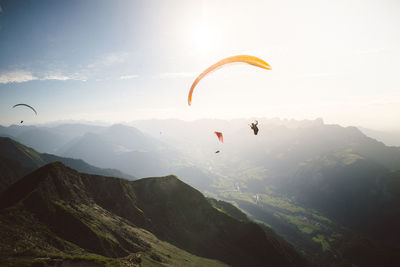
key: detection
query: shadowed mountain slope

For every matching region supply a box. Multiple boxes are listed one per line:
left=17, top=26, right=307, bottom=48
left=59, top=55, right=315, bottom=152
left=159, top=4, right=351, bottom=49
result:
left=0, top=162, right=308, bottom=267
left=0, top=137, right=134, bottom=193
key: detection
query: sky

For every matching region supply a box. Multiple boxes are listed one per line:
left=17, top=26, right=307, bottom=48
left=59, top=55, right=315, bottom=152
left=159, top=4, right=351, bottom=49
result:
left=0, top=0, right=400, bottom=130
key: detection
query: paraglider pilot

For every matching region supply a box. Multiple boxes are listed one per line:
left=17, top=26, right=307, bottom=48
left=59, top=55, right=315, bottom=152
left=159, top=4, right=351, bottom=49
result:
left=250, top=120, right=259, bottom=135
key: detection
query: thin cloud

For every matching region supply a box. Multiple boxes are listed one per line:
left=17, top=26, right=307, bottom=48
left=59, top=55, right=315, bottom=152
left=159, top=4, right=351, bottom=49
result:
left=0, top=70, right=87, bottom=84
left=40, top=72, right=87, bottom=81
left=120, top=74, right=139, bottom=80
left=87, top=52, right=130, bottom=69
left=41, top=74, right=71, bottom=81
left=0, top=71, right=38, bottom=84
left=0, top=52, right=132, bottom=84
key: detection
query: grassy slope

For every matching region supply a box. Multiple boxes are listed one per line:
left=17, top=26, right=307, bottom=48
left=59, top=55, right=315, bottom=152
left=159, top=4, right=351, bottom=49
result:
left=0, top=164, right=227, bottom=267
left=0, top=162, right=307, bottom=267
left=0, top=205, right=228, bottom=267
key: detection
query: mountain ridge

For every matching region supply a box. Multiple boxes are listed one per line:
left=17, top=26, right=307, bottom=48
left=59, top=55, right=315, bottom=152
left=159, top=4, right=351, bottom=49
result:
left=0, top=136, right=134, bottom=194
left=0, top=161, right=308, bottom=266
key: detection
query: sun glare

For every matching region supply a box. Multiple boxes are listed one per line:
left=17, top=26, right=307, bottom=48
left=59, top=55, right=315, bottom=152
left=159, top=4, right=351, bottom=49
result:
left=189, top=21, right=218, bottom=56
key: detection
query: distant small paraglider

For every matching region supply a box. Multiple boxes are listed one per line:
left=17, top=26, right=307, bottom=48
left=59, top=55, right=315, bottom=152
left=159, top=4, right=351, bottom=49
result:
left=214, top=131, right=223, bottom=143
left=250, top=120, right=259, bottom=135
left=12, top=103, right=37, bottom=115
left=12, top=103, right=37, bottom=123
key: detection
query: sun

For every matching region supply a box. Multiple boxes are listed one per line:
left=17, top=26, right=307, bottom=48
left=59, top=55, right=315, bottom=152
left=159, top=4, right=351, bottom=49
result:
left=189, top=21, right=218, bottom=56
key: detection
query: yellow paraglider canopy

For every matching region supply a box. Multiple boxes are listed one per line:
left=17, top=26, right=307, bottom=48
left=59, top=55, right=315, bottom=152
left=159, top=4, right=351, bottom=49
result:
left=188, top=55, right=271, bottom=106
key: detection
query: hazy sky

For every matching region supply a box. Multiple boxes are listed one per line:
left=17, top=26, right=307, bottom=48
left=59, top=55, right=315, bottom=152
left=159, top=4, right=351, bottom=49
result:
left=1, top=0, right=399, bottom=130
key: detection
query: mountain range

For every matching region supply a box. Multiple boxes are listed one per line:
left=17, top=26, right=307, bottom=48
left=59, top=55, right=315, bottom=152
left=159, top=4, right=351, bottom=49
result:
left=1, top=118, right=400, bottom=266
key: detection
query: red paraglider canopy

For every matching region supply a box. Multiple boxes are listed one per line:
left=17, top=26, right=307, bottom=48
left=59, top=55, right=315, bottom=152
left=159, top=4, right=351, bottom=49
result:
left=214, top=131, right=223, bottom=143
